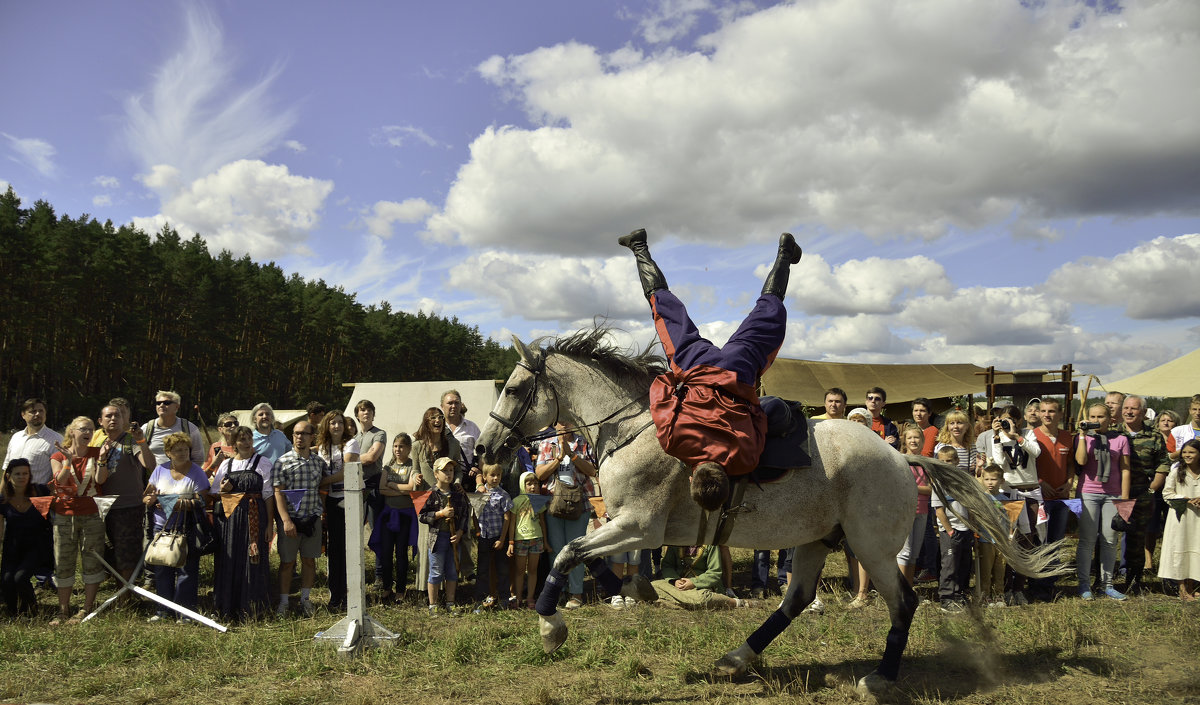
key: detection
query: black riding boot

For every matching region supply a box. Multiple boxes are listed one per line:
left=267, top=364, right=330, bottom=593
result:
left=618, top=228, right=668, bottom=300
left=760, top=232, right=803, bottom=299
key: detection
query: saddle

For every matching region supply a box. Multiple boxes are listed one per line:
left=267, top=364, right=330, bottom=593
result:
left=751, top=396, right=811, bottom=483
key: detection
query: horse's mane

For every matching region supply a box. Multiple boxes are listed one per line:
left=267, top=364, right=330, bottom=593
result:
left=535, top=324, right=666, bottom=387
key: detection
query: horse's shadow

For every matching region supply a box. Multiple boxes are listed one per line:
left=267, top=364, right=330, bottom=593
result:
left=680, top=645, right=1111, bottom=702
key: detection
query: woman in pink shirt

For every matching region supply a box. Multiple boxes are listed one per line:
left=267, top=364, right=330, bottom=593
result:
left=1074, top=404, right=1130, bottom=601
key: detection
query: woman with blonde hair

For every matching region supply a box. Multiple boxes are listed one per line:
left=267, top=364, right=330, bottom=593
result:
left=934, top=409, right=977, bottom=473
left=48, top=416, right=108, bottom=625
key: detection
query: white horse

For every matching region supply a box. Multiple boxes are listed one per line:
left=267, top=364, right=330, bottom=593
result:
left=476, top=328, right=1061, bottom=697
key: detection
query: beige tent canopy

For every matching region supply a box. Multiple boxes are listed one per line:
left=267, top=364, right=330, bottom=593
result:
left=342, top=379, right=501, bottom=442
left=761, top=358, right=1014, bottom=407
left=1104, top=347, right=1200, bottom=398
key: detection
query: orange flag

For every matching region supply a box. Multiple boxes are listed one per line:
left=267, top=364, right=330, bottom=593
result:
left=30, top=496, right=53, bottom=520
left=588, top=496, right=607, bottom=519
left=410, top=490, right=431, bottom=514
left=220, top=493, right=246, bottom=517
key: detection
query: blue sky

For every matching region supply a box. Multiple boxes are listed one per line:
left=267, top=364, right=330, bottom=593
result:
left=3, top=0, right=1199, bottom=384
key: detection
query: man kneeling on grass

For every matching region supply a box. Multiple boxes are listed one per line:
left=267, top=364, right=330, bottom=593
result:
left=653, top=545, right=755, bottom=610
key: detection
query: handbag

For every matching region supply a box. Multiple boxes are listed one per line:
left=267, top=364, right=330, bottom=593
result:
left=146, top=529, right=188, bottom=567
left=548, top=480, right=586, bottom=520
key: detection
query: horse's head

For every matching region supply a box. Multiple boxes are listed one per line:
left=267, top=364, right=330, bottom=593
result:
left=476, top=336, right=560, bottom=466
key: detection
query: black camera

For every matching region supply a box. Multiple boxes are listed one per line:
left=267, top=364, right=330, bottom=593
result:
left=999, top=419, right=1012, bottom=432
left=1079, top=422, right=1101, bottom=432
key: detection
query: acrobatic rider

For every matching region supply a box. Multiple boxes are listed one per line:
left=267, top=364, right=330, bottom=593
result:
left=618, top=228, right=801, bottom=511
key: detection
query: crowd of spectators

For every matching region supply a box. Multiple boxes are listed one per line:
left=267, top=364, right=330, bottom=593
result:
left=2, top=388, right=1199, bottom=625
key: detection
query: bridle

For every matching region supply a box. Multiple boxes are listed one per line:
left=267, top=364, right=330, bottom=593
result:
left=488, top=355, right=560, bottom=452
left=487, top=353, right=652, bottom=460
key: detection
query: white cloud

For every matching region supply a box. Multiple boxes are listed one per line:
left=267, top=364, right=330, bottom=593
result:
left=447, top=251, right=647, bottom=322
left=2, top=133, right=56, bottom=178
left=284, top=140, right=307, bottom=153
left=428, top=0, right=1200, bottom=255
left=782, top=253, right=952, bottom=316
left=364, top=199, right=436, bottom=238
left=901, top=286, right=1072, bottom=346
left=0, top=180, right=11, bottom=194
left=92, top=194, right=112, bottom=207
left=625, top=0, right=713, bottom=44
left=132, top=159, right=333, bottom=258
left=93, top=175, right=120, bottom=189
left=123, top=4, right=296, bottom=184
left=371, top=125, right=441, bottom=149
left=1044, top=234, right=1200, bottom=320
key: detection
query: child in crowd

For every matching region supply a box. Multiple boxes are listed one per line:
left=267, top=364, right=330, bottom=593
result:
left=419, top=456, right=471, bottom=614
left=978, top=464, right=1017, bottom=607
left=934, top=409, right=977, bottom=475
left=1159, top=438, right=1200, bottom=601
left=932, top=445, right=973, bottom=612
left=474, top=463, right=513, bottom=613
left=508, top=470, right=549, bottom=609
left=375, top=433, right=422, bottom=603
left=897, top=426, right=932, bottom=585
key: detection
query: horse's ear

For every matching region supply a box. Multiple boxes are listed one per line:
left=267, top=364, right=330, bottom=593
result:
left=512, top=336, right=534, bottom=365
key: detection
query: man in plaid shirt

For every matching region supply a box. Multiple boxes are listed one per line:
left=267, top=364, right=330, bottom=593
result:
left=273, top=421, right=329, bottom=616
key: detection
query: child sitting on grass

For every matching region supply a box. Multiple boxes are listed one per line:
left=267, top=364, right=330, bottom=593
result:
left=419, top=456, right=471, bottom=614
left=508, top=471, right=549, bottom=609
left=473, top=463, right=513, bottom=613
left=932, top=445, right=973, bottom=612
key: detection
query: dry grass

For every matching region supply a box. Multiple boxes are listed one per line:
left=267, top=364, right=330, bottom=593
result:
left=1, top=548, right=1197, bottom=704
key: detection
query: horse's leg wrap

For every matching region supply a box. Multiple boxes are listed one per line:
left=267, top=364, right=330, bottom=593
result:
left=536, top=569, right=567, bottom=616
left=587, top=558, right=623, bottom=596
left=745, top=609, right=793, bottom=654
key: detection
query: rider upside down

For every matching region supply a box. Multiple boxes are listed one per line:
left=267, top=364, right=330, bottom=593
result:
left=618, top=228, right=803, bottom=511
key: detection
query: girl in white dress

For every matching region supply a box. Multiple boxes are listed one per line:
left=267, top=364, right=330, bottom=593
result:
left=1158, top=438, right=1200, bottom=601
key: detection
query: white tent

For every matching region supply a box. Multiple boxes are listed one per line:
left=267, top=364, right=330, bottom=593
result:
left=341, top=379, right=502, bottom=442
left=1105, top=347, right=1200, bottom=398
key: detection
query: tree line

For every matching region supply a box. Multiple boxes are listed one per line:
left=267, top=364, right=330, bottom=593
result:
left=0, top=187, right=517, bottom=429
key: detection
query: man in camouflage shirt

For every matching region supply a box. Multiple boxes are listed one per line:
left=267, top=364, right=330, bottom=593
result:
left=1118, top=395, right=1171, bottom=595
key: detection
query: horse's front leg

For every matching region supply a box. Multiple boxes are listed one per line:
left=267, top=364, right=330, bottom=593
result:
left=535, top=516, right=661, bottom=654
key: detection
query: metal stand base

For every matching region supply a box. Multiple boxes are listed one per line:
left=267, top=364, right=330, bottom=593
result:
left=315, top=614, right=399, bottom=655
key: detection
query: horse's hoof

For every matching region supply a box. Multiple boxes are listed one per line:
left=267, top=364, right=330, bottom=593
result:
left=713, top=643, right=755, bottom=677
left=623, top=574, right=659, bottom=604
left=855, top=672, right=894, bottom=700
left=539, top=612, right=567, bottom=654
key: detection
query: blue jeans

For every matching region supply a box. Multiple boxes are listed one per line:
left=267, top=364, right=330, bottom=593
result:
left=428, top=532, right=458, bottom=585
left=153, top=548, right=201, bottom=616
left=750, top=549, right=792, bottom=590
left=1077, top=493, right=1119, bottom=591
left=374, top=510, right=412, bottom=593
left=1030, top=499, right=1071, bottom=594
left=474, top=536, right=510, bottom=602
left=545, top=513, right=590, bottom=595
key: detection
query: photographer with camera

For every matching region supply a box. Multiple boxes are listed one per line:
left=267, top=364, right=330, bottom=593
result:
left=982, top=404, right=1042, bottom=605
left=1074, top=403, right=1131, bottom=601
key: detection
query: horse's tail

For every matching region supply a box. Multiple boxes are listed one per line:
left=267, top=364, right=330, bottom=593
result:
left=907, top=455, right=1070, bottom=579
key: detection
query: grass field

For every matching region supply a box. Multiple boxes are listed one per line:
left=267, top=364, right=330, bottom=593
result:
left=1, top=547, right=1197, bottom=705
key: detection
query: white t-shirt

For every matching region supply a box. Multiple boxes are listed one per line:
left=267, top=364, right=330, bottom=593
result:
left=319, top=438, right=361, bottom=498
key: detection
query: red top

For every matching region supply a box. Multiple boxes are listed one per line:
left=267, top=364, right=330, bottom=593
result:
left=649, top=364, right=766, bottom=477
left=920, top=425, right=938, bottom=457
left=49, top=452, right=99, bottom=515
left=1033, top=427, right=1074, bottom=489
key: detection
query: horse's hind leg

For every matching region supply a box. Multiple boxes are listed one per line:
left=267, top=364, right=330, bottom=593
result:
left=856, top=550, right=919, bottom=695
left=716, top=540, right=831, bottom=677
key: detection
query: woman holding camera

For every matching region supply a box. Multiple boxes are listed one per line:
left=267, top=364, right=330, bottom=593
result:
left=1074, top=403, right=1130, bottom=601
left=984, top=404, right=1042, bottom=604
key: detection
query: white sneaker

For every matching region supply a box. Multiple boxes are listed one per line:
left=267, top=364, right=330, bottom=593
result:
left=623, top=595, right=637, bottom=607
left=805, top=596, right=825, bottom=615
left=609, top=595, right=625, bottom=610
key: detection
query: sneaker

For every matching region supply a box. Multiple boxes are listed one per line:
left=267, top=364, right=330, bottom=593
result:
left=623, top=595, right=637, bottom=607
left=1012, top=591, right=1029, bottom=606
left=564, top=597, right=583, bottom=610
left=750, top=588, right=765, bottom=599
left=481, top=596, right=496, bottom=608
left=846, top=595, right=871, bottom=610
left=915, top=569, right=937, bottom=583
left=724, top=587, right=738, bottom=599
left=939, top=601, right=965, bottom=614
left=428, top=604, right=440, bottom=615
left=1103, top=587, right=1127, bottom=601
left=276, top=602, right=289, bottom=617
left=472, top=606, right=484, bottom=615
left=176, top=617, right=194, bottom=625
left=805, top=596, right=826, bottom=614
left=609, top=595, right=625, bottom=610
left=1079, top=590, right=1094, bottom=601
left=986, top=600, right=1005, bottom=609
left=147, top=614, right=165, bottom=623
left=298, top=599, right=315, bottom=617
